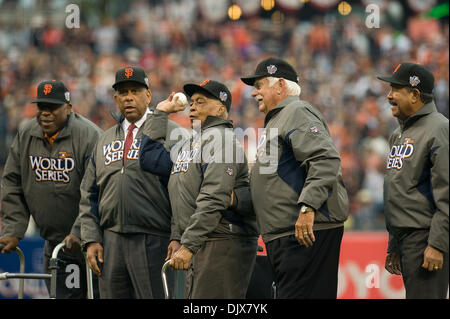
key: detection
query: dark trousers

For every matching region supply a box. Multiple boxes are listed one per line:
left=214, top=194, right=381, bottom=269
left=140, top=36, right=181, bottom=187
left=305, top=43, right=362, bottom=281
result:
left=185, top=238, right=258, bottom=299
left=99, top=230, right=174, bottom=299
left=43, top=240, right=99, bottom=299
left=266, top=227, right=344, bottom=299
left=395, top=228, right=449, bottom=299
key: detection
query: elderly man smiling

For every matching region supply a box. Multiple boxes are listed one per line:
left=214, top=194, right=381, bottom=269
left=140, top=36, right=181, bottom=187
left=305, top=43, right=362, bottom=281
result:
left=241, top=57, right=349, bottom=299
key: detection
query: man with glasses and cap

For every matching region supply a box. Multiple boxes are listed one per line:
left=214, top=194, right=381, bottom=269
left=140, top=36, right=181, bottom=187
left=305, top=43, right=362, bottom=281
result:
left=78, top=66, right=180, bottom=298
left=0, top=80, right=101, bottom=298
left=139, top=80, right=259, bottom=298
left=378, top=62, right=449, bottom=299
left=240, top=57, right=349, bottom=299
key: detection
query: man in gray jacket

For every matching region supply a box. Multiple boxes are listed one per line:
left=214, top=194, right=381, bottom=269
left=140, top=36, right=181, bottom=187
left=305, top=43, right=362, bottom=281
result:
left=139, top=80, right=259, bottom=298
left=378, top=62, right=449, bottom=299
left=241, top=58, right=349, bottom=298
left=79, top=67, right=179, bottom=298
left=0, top=80, right=101, bottom=298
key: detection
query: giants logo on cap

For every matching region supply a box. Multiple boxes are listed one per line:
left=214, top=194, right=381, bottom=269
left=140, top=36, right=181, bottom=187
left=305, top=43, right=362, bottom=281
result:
left=124, top=68, right=134, bottom=79
left=200, top=79, right=210, bottom=86
left=43, top=84, right=53, bottom=95
left=393, top=64, right=401, bottom=73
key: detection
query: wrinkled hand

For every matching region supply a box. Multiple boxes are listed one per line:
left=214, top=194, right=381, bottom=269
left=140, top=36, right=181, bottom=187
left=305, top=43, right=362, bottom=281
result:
left=166, top=240, right=182, bottom=261
left=170, top=245, right=193, bottom=270
left=385, top=252, right=402, bottom=275
left=0, top=236, right=19, bottom=254
left=62, top=234, right=82, bottom=253
left=156, top=92, right=188, bottom=113
left=422, top=246, right=443, bottom=272
left=86, top=242, right=104, bottom=277
left=295, top=211, right=315, bottom=247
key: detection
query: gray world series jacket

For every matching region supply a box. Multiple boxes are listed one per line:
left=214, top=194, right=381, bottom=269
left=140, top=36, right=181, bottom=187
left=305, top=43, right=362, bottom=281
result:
left=139, top=110, right=258, bottom=254
left=251, top=96, right=349, bottom=243
left=384, top=102, right=449, bottom=254
left=1, top=112, right=101, bottom=243
left=79, top=109, right=180, bottom=245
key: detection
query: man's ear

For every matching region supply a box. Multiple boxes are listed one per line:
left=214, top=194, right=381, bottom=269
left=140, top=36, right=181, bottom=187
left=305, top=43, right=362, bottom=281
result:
left=277, top=78, right=285, bottom=94
left=215, top=103, right=225, bottom=117
left=411, top=88, right=421, bottom=104
left=147, top=89, right=152, bottom=105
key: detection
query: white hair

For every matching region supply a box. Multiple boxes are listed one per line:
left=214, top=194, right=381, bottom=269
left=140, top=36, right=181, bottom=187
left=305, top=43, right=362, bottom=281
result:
left=267, top=76, right=301, bottom=97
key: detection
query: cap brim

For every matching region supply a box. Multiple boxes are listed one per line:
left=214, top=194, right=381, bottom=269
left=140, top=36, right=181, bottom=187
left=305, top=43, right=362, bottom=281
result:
left=112, top=79, right=148, bottom=90
left=377, top=75, right=408, bottom=86
left=31, top=98, right=66, bottom=105
left=240, top=75, right=264, bottom=86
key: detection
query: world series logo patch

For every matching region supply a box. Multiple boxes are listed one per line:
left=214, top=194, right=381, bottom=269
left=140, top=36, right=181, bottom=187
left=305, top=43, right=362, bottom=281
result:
left=386, top=137, right=415, bottom=170
left=103, top=138, right=141, bottom=165
left=171, top=146, right=199, bottom=174
left=29, top=152, right=75, bottom=183
left=267, top=65, right=277, bottom=75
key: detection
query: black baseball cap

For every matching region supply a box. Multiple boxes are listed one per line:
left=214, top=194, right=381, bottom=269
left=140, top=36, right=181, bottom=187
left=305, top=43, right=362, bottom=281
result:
left=32, top=80, right=71, bottom=105
left=112, top=66, right=149, bottom=90
left=377, top=62, right=434, bottom=94
left=184, top=80, right=232, bottom=112
left=241, top=57, right=299, bottom=86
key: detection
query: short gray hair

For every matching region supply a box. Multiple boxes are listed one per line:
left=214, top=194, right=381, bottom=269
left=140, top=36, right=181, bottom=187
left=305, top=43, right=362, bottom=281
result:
left=405, top=86, right=434, bottom=104
left=267, top=77, right=301, bottom=97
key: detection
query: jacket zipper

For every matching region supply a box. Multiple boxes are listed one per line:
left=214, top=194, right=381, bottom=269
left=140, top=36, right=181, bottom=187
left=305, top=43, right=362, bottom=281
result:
left=120, top=162, right=128, bottom=227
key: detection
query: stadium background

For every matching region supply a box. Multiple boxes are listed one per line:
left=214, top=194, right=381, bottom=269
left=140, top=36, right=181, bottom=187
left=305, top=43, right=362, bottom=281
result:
left=0, top=0, right=448, bottom=298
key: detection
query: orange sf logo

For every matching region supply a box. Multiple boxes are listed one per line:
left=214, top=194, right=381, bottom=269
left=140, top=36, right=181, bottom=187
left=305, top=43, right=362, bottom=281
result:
left=200, top=79, right=210, bottom=86
left=43, top=84, right=53, bottom=95
left=125, top=68, right=134, bottom=78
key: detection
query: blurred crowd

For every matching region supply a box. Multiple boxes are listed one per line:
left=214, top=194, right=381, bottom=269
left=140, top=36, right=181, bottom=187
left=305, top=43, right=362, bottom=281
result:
left=0, top=0, right=448, bottom=231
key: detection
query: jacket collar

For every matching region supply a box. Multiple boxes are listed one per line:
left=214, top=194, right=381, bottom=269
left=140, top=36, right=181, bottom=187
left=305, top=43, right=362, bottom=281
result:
left=110, top=110, right=124, bottom=124
left=264, top=96, right=298, bottom=127
left=398, top=102, right=437, bottom=129
left=29, top=112, right=73, bottom=140
left=202, top=116, right=234, bottom=130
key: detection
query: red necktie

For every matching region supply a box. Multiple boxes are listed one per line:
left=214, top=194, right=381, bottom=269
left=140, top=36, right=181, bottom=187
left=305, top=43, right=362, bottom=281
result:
left=123, top=123, right=136, bottom=165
